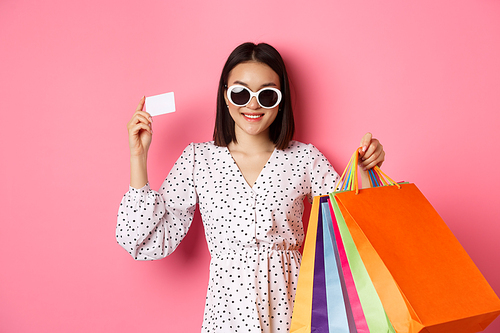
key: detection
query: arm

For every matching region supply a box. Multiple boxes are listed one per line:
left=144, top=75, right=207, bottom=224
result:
left=117, top=98, right=197, bottom=260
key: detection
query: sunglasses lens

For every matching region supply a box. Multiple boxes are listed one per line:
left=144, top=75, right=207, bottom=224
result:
left=258, top=89, right=279, bottom=108
left=230, top=86, right=251, bottom=106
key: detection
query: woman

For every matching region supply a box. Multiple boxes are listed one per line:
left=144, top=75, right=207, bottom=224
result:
left=117, top=42, right=385, bottom=332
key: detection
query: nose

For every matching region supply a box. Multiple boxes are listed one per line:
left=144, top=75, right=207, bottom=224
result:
left=247, top=96, right=260, bottom=110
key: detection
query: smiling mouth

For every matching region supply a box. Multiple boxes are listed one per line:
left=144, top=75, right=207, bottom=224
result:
left=243, top=113, right=264, bottom=119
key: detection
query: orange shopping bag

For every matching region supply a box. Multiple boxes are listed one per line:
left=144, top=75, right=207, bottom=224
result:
left=290, top=197, right=321, bottom=333
left=331, top=150, right=500, bottom=333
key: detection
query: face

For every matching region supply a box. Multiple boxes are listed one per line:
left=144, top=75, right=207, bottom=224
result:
left=225, top=61, right=281, bottom=141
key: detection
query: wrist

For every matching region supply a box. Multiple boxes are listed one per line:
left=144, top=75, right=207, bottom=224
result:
left=130, top=154, right=148, bottom=189
left=130, top=153, right=148, bottom=164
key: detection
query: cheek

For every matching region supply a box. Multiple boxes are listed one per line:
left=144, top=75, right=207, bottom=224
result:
left=228, top=107, right=239, bottom=121
left=268, top=109, right=280, bottom=123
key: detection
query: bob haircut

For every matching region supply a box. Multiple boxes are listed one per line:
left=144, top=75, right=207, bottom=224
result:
left=213, top=42, right=295, bottom=150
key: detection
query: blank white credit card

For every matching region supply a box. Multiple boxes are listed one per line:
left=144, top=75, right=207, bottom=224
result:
left=145, top=92, right=176, bottom=116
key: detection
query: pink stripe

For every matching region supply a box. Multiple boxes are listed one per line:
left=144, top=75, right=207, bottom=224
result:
left=329, top=199, right=370, bottom=333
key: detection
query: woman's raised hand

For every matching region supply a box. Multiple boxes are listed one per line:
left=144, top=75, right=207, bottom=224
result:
left=127, top=96, right=153, bottom=157
left=358, top=132, right=385, bottom=170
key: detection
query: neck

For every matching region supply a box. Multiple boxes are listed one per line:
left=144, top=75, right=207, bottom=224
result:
left=229, top=128, right=275, bottom=153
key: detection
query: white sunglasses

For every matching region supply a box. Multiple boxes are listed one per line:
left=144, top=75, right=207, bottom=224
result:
left=226, top=85, right=282, bottom=109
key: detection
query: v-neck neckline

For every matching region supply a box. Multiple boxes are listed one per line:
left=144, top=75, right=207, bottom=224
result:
left=224, top=146, right=277, bottom=190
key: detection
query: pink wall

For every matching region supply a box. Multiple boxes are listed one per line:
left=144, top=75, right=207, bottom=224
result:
left=1, top=0, right=499, bottom=331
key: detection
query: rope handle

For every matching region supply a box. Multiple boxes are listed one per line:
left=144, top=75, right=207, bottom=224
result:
left=335, top=148, right=401, bottom=194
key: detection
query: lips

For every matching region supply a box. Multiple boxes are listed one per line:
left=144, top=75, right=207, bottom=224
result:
left=243, top=113, right=264, bottom=119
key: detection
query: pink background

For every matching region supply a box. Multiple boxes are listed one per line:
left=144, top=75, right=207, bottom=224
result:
left=1, top=0, right=499, bottom=331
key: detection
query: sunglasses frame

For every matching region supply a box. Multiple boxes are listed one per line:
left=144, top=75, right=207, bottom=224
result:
left=226, top=85, right=282, bottom=109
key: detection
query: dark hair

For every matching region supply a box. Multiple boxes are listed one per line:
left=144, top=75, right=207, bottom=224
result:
left=213, top=42, right=295, bottom=150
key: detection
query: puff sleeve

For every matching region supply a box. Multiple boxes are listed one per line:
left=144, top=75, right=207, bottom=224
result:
left=116, top=143, right=198, bottom=260
left=306, top=144, right=340, bottom=203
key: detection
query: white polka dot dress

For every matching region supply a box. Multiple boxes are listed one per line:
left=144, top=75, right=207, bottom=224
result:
left=116, top=141, right=339, bottom=332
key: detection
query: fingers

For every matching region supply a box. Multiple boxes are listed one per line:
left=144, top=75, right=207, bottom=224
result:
left=128, top=97, right=153, bottom=134
left=128, top=115, right=152, bottom=136
left=132, top=96, right=152, bottom=125
left=134, top=96, right=152, bottom=125
left=358, top=133, right=385, bottom=170
left=129, top=120, right=153, bottom=136
left=359, top=132, right=373, bottom=156
left=361, top=148, right=385, bottom=170
left=136, top=96, right=146, bottom=112
left=128, top=119, right=152, bottom=156
left=135, top=113, right=153, bottom=129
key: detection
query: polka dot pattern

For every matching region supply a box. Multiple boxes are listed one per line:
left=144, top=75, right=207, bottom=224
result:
left=116, top=141, right=339, bottom=332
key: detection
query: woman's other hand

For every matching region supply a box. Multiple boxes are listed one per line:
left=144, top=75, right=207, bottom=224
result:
left=358, top=132, right=385, bottom=170
left=127, top=96, right=153, bottom=157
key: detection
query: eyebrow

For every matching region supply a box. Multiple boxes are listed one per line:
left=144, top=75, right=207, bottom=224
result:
left=232, top=80, right=278, bottom=89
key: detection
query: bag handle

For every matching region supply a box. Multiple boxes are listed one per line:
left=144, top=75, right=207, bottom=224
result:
left=335, top=148, right=400, bottom=194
